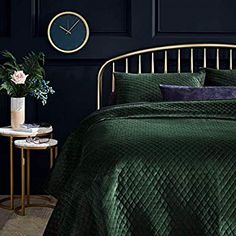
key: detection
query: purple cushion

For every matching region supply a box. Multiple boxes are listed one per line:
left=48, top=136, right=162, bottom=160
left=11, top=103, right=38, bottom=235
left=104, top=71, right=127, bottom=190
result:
left=160, top=85, right=236, bottom=102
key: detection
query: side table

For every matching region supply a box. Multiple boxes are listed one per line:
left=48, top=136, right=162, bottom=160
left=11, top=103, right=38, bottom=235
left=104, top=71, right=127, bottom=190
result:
left=14, top=139, right=58, bottom=216
left=0, top=126, right=53, bottom=210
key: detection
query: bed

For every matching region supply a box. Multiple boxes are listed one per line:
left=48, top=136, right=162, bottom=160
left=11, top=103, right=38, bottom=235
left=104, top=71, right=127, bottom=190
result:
left=44, top=44, right=236, bottom=236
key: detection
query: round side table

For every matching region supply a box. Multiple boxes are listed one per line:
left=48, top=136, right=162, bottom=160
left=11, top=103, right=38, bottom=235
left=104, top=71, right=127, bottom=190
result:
left=0, top=126, right=53, bottom=210
left=14, top=139, right=58, bottom=216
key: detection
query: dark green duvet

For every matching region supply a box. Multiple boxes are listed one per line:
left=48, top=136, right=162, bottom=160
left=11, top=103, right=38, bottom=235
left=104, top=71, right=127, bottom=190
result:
left=44, top=100, right=236, bottom=236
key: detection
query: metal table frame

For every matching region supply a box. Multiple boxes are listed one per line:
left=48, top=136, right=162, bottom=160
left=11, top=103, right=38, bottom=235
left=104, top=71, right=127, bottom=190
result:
left=14, top=140, right=58, bottom=216
left=0, top=127, right=53, bottom=210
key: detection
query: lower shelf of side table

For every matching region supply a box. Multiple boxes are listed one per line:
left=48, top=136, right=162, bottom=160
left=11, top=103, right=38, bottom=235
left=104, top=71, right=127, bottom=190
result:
left=14, top=195, right=56, bottom=216
left=0, top=195, right=22, bottom=210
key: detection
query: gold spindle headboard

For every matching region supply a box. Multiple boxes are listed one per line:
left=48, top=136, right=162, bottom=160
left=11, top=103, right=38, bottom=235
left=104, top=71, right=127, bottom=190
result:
left=164, top=51, right=168, bottom=73
left=216, top=48, right=220, bottom=70
left=151, top=53, right=155, bottom=73
left=230, top=49, right=233, bottom=70
left=203, top=48, right=207, bottom=68
left=112, top=62, right=115, bottom=92
left=190, top=48, right=194, bottom=73
left=138, top=55, right=142, bottom=74
left=97, top=43, right=236, bottom=110
left=125, top=58, right=129, bottom=73
left=178, top=49, right=181, bottom=73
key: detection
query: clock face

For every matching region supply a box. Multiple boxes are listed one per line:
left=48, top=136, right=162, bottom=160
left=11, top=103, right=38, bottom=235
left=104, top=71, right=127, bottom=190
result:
left=47, top=12, right=89, bottom=53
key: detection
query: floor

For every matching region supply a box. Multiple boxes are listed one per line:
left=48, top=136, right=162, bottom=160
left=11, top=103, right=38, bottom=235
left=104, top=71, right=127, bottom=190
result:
left=0, top=196, right=54, bottom=236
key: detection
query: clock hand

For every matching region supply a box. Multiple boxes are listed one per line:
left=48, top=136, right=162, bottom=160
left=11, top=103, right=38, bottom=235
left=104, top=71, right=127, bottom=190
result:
left=66, top=19, right=80, bottom=34
left=67, top=19, right=69, bottom=30
left=59, top=26, right=71, bottom=34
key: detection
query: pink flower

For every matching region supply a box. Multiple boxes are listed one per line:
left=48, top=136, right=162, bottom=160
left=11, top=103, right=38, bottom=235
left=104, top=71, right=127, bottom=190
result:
left=11, top=71, right=28, bottom=84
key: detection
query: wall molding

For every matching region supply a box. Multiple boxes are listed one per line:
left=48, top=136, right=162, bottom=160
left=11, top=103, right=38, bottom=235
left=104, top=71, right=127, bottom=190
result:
left=45, top=58, right=104, bottom=67
left=153, top=0, right=236, bottom=38
left=31, top=0, right=132, bottom=37
left=31, top=0, right=40, bottom=37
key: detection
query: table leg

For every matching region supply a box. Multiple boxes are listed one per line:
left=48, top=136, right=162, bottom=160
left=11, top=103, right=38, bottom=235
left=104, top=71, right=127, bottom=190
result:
left=50, top=148, right=53, bottom=169
left=21, top=148, right=25, bottom=216
left=10, top=136, right=14, bottom=210
left=27, top=149, right=30, bottom=205
left=55, top=146, right=58, bottom=159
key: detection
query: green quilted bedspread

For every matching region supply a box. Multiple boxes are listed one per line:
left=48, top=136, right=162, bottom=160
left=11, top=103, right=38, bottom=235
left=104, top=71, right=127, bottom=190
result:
left=44, top=100, right=236, bottom=236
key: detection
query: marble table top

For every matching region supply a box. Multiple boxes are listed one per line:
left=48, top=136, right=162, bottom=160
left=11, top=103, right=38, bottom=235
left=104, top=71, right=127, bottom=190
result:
left=14, top=139, right=58, bottom=150
left=0, top=126, right=53, bottom=138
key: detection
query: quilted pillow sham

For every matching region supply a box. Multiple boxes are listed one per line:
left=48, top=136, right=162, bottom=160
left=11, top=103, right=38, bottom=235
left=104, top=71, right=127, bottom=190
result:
left=160, top=84, right=236, bottom=102
left=114, top=72, right=205, bottom=104
left=203, top=68, right=236, bottom=86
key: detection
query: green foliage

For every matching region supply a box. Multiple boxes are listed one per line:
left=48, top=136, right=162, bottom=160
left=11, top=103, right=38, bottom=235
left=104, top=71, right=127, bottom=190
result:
left=1, top=51, right=19, bottom=69
left=22, top=52, right=45, bottom=79
left=0, top=51, right=54, bottom=105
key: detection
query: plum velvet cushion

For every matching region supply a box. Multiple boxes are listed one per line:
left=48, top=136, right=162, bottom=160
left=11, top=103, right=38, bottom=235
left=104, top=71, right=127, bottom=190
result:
left=114, top=72, right=205, bottom=104
left=160, top=84, right=236, bottom=102
left=203, top=68, right=236, bottom=86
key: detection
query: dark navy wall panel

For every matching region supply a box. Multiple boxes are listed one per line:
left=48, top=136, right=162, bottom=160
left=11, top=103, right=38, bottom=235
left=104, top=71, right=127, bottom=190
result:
left=33, top=0, right=131, bottom=36
left=0, top=0, right=11, bottom=36
left=157, top=0, right=236, bottom=33
left=0, top=0, right=236, bottom=193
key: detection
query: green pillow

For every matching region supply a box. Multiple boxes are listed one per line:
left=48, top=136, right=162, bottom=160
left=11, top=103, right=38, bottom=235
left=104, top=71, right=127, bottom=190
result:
left=204, top=68, right=236, bottom=86
left=114, top=72, right=205, bottom=104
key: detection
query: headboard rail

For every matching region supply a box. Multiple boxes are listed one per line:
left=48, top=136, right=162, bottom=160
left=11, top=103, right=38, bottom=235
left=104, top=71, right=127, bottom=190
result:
left=97, top=43, right=236, bottom=110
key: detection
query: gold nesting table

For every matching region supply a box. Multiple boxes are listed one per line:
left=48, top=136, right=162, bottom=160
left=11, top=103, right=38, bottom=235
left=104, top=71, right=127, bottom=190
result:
left=0, top=126, right=53, bottom=211
left=14, top=138, right=58, bottom=216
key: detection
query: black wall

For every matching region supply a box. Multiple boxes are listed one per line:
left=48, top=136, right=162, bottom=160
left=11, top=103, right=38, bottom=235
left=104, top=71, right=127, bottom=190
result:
left=1, top=0, right=236, bottom=194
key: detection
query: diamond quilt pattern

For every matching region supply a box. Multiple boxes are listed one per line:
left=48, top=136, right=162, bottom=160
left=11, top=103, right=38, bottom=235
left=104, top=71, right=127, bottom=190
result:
left=44, top=100, right=236, bottom=236
left=114, top=72, right=205, bottom=104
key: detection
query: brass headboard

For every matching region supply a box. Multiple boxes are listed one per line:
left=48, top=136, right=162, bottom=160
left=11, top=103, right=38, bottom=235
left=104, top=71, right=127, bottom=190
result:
left=97, top=43, right=236, bottom=110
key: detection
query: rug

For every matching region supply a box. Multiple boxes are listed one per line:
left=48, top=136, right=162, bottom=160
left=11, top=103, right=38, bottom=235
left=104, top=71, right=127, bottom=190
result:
left=0, top=197, right=54, bottom=236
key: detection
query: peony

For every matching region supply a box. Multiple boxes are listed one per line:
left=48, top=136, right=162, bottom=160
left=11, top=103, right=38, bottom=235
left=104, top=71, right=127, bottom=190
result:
left=11, top=71, right=28, bottom=84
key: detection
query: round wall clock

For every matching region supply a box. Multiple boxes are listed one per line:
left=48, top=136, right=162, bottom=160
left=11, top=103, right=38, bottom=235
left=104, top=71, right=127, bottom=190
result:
left=47, top=11, right=90, bottom=54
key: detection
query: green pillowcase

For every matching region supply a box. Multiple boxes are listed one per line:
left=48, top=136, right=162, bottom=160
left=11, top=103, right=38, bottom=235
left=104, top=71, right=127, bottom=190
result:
left=203, top=68, right=236, bottom=86
left=114, top=72, right=205, bottom=104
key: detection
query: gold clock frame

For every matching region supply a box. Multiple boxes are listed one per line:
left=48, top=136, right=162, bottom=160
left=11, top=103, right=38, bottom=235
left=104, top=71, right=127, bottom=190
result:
left=47, top=11, right=90, bottom=54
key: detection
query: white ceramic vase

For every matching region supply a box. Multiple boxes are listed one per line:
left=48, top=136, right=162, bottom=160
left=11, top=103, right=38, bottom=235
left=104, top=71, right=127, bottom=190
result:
left=11, top=97, right=25, bottom=130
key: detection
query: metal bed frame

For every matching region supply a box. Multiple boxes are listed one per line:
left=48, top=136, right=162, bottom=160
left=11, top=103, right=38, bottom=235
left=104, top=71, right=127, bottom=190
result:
left=97, top=43, right=236, bottom=110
